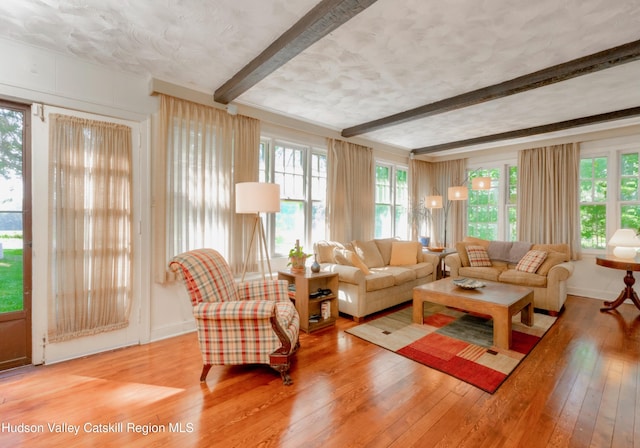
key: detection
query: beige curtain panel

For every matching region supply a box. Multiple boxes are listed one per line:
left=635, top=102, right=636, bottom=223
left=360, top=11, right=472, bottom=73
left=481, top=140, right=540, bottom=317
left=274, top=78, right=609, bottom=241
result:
left=48, top=114, right=133, bottom=342
left=518, top=143, right=580, bottom=259
left=152, top=94, right=260, bottom=283
left=326, top=138, right=374, bottom=243
left=409, top=158, right=465, bottom=248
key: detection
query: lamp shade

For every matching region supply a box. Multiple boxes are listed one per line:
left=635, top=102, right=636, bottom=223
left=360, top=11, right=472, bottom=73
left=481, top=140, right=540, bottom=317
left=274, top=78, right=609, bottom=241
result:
left=424, top=195, right=443, bottom=209
left=472, top=177, right=492, bottom=190
left=448, top=186, right=468, bottom=201
left=609, top=228, right=640, bottom=258
left=235, top=182, right=280, bottom=213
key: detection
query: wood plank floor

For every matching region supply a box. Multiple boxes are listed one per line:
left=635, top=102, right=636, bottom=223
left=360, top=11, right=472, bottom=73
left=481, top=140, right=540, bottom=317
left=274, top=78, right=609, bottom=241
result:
left=1, top=295, right=639, bottom=447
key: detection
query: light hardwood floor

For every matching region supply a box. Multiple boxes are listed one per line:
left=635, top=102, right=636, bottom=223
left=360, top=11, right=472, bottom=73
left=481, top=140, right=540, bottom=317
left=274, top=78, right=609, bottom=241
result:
left=1, top=295, right=639, bottom=447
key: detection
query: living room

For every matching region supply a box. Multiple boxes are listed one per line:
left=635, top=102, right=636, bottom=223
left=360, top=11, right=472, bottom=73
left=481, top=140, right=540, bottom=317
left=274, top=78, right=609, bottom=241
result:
left=0, top=1, right=639, bottom=446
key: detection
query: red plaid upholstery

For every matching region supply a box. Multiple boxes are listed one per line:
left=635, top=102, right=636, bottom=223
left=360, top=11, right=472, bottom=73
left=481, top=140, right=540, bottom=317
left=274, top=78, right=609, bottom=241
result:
left=169, top=249, right=300, bottom=381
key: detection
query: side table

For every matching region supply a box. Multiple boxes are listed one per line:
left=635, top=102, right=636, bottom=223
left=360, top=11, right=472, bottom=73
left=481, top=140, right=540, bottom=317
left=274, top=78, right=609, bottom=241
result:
left=596, top=255, right=640, bottom=312
left=423, top=248, right=457, bottom=279
left=277, top=270, right=339, bottom=333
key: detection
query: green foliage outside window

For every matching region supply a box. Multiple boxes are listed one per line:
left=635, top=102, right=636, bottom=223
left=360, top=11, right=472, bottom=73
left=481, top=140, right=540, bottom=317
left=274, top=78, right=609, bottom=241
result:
left=580, top=156, right=608, bottom=249
left=467, top=168, right=500, bottom=241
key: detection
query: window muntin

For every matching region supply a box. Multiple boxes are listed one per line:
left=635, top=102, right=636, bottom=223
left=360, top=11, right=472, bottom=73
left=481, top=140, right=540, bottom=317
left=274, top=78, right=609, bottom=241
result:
left=467, top=168, right=501, bottom=241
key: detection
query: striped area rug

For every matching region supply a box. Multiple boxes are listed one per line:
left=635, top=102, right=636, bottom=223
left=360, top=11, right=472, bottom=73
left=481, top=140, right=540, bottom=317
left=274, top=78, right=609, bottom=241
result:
left=345, top=303, right=557, bottom=393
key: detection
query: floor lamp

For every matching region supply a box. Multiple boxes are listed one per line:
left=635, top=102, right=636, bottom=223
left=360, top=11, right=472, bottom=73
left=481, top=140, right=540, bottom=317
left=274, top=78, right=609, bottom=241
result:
left=235, top=182, right=280, bottom=282
left=424, top=175, right=492, bottom=248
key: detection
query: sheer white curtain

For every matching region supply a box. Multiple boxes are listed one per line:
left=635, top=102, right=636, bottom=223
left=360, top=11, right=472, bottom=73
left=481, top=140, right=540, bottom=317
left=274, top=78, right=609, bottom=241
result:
left=517, top=143, right=580, bottom=259
left=48, top=114, right=133, bottom=341
left=152, top=95, right=259, bottom=282
left=326, top=138, right=374, bottom=242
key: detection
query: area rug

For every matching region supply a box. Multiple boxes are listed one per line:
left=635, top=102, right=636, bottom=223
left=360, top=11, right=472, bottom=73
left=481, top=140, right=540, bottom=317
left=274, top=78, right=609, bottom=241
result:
left=345, top=303, right=557, bottom=393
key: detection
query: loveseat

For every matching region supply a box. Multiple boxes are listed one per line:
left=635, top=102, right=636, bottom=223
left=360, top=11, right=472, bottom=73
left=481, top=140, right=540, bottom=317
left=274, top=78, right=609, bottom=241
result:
left=444, top=237, right=574, bottom=315
left=315, top=238, right=440, bottom=321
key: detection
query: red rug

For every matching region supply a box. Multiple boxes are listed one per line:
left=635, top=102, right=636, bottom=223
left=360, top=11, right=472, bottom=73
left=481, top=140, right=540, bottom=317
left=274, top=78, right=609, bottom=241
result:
left=345, top=303, right=557, bottom=393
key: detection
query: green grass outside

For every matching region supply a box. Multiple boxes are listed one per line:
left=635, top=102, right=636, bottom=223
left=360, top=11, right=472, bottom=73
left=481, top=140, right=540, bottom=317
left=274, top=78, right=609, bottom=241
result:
left=0, top=249, right=23, bottom=313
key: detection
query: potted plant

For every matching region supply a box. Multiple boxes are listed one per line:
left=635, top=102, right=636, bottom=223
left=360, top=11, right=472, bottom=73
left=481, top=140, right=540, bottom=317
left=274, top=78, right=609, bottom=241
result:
left=288, top=239, right=310, bottom=273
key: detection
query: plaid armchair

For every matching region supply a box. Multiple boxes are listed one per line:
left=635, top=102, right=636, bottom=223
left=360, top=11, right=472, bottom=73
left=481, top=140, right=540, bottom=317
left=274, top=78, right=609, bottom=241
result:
left=169, top=249, right=300, bottom=385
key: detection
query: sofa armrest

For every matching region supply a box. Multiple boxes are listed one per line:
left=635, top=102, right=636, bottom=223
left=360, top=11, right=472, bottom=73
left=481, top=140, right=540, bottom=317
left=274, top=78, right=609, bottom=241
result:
left=420, top=252, right=440, bottom=278
left=444, top=253, right=462, bottom=277
left=547, top=261, right=574, bottom=283
left=321, top=263, right=366, bottom=285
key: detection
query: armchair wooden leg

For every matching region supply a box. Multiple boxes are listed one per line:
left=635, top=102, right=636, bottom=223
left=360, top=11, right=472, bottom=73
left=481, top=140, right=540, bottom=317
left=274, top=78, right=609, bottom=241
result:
left=200, top=364, right=213, bottom=382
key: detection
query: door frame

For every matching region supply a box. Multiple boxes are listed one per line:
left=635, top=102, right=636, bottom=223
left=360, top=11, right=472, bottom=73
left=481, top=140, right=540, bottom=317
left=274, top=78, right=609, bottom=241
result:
left=0, top=99, right=32, bottom=370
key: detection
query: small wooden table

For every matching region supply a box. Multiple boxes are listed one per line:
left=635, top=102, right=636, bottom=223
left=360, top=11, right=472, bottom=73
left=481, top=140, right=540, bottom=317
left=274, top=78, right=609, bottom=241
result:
left=277, top=270, right=339, bottom=333
left=596, top=255, right=640, bottom=312
left=413, top=278, right=534, bottom=350
left=423, top=248, right=457, bottom=279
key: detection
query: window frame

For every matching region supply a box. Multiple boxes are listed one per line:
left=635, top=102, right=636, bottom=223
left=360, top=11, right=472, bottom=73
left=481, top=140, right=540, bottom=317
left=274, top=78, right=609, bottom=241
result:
left=260, top=136, right=327, bottom=258
left=466, top=161, right=515, bottom=242
left=580, top=135, right=639, bottom=254
left=374, top=161, right=408, bottom=239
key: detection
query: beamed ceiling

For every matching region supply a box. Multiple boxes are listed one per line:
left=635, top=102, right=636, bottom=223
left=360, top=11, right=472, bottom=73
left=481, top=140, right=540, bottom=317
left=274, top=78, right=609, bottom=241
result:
left=1, top=0, right=639, bottom=156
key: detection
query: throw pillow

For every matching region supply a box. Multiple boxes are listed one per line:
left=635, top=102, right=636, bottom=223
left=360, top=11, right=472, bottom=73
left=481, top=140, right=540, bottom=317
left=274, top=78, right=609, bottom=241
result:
left=316, top=241, right=343, bottom=264
left=352, top=240, right=385, bottom=268
left=516, top=250, right=548, bottom=273
left=389, top=241, right=420, bottom=265
left=350, top=252, right=371, bottom=275
left=466, top=245, right=492, bottom=267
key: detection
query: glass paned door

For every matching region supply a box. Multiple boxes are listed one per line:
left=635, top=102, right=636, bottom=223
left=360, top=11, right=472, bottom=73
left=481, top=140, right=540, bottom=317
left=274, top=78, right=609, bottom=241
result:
left=0, top=102, right=31, bottom=369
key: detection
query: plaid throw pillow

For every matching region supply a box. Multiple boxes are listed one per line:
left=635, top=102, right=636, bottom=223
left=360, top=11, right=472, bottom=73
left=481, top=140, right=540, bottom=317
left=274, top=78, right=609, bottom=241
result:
left=515, top=250, right=548, bottom=273
left=466, top=245, right=492, bottom=267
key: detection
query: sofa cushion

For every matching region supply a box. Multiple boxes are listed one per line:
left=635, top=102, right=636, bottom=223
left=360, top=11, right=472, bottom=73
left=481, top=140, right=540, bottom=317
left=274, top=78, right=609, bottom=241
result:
left=316, top=240, right=344, bottom=263
left=408, top=262, right=434, bottom=279
left=389, top=241, right=420, bottom=265
left=516, top=250, right=548, bottom=273
left=353, top=240, right=385, bottom=268
left=499, top=269, right=547, bottom=287
left=459, top=266, right=505, bottom=282
left=536, top=251, right=567, bottom=275
left=334, top=248, right=354, bottom=266
left=467, top=245, right=492, bottom=267
left=365, top=272, right=396, bottom=292
left=373, top=238, right=399, bottom=265
left=350, top=252, right=371, bottom=275
left=372, top=266, right=417, bottom=285
left=531, top=243, right=570, bottom=261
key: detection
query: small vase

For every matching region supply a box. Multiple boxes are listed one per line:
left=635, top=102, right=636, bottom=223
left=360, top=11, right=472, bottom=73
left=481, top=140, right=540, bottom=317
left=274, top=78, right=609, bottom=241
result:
left=311, top=254, right=321, bottom=273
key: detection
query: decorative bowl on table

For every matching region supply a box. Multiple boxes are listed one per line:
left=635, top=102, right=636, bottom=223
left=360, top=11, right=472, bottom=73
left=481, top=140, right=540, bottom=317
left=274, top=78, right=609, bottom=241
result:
left=428, top=246, right=445, bottom=253
left=452, top=278, right=485, bottom=289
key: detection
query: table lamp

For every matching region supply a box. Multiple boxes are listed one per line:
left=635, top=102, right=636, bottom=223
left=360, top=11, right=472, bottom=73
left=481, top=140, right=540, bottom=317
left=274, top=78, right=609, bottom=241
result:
left=608, top=228, right=640, bottom=259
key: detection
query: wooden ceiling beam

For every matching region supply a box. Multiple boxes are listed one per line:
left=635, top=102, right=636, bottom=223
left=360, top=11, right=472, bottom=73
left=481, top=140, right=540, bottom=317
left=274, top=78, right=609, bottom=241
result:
left=342, top=39, right=640, bottom=138
left=214, top=0, right=378, bottom=104
left=410, top=107, right=640, bottom=155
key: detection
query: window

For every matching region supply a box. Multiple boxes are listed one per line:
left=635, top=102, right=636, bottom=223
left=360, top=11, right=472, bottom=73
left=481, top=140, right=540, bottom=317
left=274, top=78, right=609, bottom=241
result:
left=579, top=156, right=608, bottom=249
left=579, top=137, right=640, bottom=251
left=620, top=152, right=640, bottom=230
left=374, top=163, right=408, bottom=239
left=261, top=138, right=326, bottom=257
left=467, top=167, right=514, bottom=241
left=507, top=165, right=518, bottom=241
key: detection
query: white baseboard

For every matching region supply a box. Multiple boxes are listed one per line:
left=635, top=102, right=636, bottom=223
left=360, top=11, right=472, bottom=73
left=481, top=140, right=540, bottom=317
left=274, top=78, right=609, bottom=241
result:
left=150, top=320, right=196, bottom=342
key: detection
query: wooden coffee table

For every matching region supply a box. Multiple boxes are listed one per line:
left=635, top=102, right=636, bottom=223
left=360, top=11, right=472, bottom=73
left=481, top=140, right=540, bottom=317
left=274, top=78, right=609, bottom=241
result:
left=413, top=277, right=534, bottom=350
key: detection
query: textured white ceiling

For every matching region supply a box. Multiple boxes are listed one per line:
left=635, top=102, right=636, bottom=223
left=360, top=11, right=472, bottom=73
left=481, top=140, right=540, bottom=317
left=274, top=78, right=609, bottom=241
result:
left=0, top=0, right=639, bottom=153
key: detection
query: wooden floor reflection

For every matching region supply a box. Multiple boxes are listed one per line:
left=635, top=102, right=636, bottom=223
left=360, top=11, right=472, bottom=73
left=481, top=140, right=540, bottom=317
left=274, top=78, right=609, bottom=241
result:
left=1, top=295, right=638, bottom=447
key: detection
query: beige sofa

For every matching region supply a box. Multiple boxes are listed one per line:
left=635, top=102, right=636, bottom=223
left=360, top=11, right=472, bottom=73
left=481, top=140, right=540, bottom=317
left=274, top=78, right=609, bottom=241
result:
left=315, top=238, right=440, bottom=321
left=444, top=237, right=574, bottom=315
